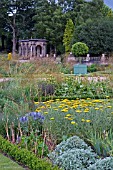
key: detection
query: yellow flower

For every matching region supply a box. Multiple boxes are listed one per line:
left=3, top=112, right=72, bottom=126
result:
left=106, top=96, right=109, bottom=98
left=107, top=106, right=112, bottom=108
left=54, top=108, right=58, bottom=111
left=35, top=109, right=41, bottom=112
left=84, top=109, right=89, bottom=113
left=44, top=112, right=48, bottom=114
left=71, top=121, right=76, bottom=125
left=95, top=107, right=99, bottom=110
left=34, top=102, right=39, bottom=104
left=81, top=119, right=85, bottom=122
left=86, top=119, right=91, bottom=123
left=64, top=116, right=68, bottom=119
left=68, top=118, right=73, bottom=120
left=61, top=109, right=68, bottom=112
left=50, top=117, right=54, bottom=120
left=7, top=53, right=12, bottom=60
left=66, top=114, right=71, bottom=117
left=76, top=110, right=82, bottom=113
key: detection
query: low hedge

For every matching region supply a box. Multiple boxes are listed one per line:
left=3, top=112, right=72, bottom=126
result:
left=0, top=135, right=60, bottom=170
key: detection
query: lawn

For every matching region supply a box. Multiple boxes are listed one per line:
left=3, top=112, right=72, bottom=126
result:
left=0, top=153, right=25, bottom=170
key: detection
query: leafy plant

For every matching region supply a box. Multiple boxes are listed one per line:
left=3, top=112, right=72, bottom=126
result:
left=48, top=136, right=98, bottom=170
left=0, top=135, right=59, bottom=170
left=71, top=42, right=89, bottom=63
left=88, top=157, right=113, bottom=170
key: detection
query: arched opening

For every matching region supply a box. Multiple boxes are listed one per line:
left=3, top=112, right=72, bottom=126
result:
left=36, top=45, right=42, bottom=57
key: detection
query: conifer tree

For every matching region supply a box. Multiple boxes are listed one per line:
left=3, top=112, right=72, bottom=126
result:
left=63, top=19, right=74, bottom=53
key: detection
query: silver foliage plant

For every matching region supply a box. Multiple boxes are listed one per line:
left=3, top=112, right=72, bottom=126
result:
left=49, top=136, right=113, bottom=170
left=88, top=157, right=113, bottom=170
left=48, top=136, right=98, bottom=170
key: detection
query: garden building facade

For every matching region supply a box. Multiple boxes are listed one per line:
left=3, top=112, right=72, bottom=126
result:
left=19, top=39, right=47, bottom=59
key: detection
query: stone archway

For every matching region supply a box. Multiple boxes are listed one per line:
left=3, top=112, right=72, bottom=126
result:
left=36, top=45, right=42, bottom=57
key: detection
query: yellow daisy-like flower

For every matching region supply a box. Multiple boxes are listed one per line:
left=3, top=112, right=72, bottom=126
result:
left=68, top=118, right=73, bottom=120
left=107, top=106, right=112, bottom=108
left=86, top=119, right=91, bottom=123
left=76, top=110, right=82, bottom=113
left=34, top=102, right=39, bottom=104
left=64, top=116, right=68, bottom=119
left=50, top=117, right=54, bottom=120
left=35, top=109, right=41, bottom=112
left=66, top=114, right=71, bottom=117
left=95, top=107, right=99, bottom=110
left=81, top=119, right=85, bottom=122
left=71, top=121, right=76, bottom=125
left=106, top=96, right=109, bottom=98
left=56, top=99, right=60, bottom=101
left=84, top=109, right=89, bottom=113
left=61, top=109, right=68, bottom=112
left=44, top=112, right=48, bottom=114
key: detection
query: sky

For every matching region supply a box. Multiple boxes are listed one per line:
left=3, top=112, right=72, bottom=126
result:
left=85, top=0, right=113, bottom=9
left=104, top=0, right=113, bottom=9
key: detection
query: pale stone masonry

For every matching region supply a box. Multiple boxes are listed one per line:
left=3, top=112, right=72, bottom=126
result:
left=19, top=39, right=47, bottom=59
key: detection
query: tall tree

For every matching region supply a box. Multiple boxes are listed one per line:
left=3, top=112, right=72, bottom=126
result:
left=73, top=18, right=113, bottom=54
left=0, top=0, right=37, bottom=55
left=33, top=0, right=66, bottom=54
left=63, top=19, right=74, bottom=53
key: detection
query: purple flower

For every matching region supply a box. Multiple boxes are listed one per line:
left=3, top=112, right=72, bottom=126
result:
left=19, top=116, right=28, bottom=123
left=29, top=112, right=37, bottom=117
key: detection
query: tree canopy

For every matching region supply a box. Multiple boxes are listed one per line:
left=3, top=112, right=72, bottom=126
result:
left=0, top=0, right=113, bottom=55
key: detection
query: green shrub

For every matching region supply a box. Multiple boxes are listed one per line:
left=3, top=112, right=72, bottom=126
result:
left=0, top=135, right=60, bottom=170
left=88, top=157, right=113, bottom=170
left=71, top=42, right=89, bottom=63
left=87, top=64, right=97, bottom=73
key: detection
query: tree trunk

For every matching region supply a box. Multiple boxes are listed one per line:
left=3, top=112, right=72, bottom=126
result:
left=1, top=35, right=5, bottom=51
left=12, top=14, right=16, bottom=57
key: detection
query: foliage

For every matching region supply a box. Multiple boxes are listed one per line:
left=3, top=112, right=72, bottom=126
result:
left=38, top=98, right=113, bottom=148
left=0, top=135, right=60, bottom=170
left=89, top=129, right=113, bottom=157
left=63, top=19, right=74, bottom=53
left=74, top=18, right=113, bottom=54
left=71, top=42, right=89, bottom=63
left=48, top=136, right=98, bottom=170
left=54, top=76, right=113, bottom=99
left=49, top=136, right=90, bottom=158
left=88, top=157, right=113, bottom=170
left=87, top=64, right=97, bottom=73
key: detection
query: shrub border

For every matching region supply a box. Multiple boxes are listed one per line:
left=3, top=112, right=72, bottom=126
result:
left=0, top=135, right=59, bottom=170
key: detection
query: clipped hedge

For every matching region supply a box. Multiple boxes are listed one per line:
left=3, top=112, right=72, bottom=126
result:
left=0, top=135, right=60, bottom=170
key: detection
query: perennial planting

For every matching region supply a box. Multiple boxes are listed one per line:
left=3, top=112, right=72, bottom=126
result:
left=1, top=58, right=113, bottom=169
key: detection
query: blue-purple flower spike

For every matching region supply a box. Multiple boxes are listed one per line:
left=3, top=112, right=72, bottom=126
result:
left=19, top=116, right=28, bottom=123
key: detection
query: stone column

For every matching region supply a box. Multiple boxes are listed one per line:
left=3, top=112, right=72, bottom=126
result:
left=25, top=42, right=28, bottom=58
left=19, top=43, right=22, bottom=56
left=30, top=43, right=33, bottom=59
left=42, top=43, right=46, bottom=57
left=21, top=43, right=24, bottom=57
